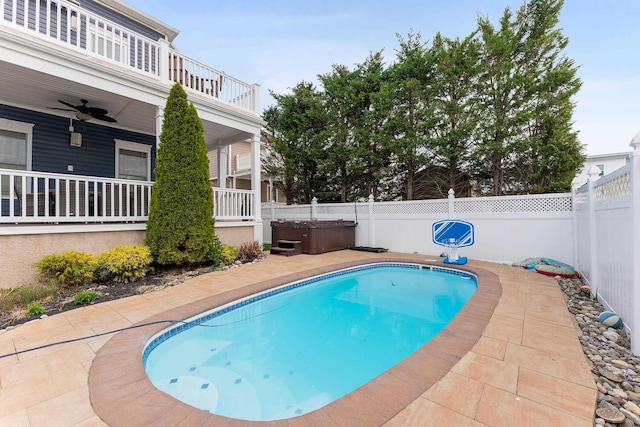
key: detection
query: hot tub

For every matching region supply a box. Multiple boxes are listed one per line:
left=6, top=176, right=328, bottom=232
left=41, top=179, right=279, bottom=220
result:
left=271, top=220, right=356, bottom=254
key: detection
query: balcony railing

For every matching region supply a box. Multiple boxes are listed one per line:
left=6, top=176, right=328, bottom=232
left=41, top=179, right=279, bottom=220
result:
left=213, top=187, right=254, bottom=221
left=0, top=169, right=254, bottom=224
left=0, top=0, right=258, bottom=113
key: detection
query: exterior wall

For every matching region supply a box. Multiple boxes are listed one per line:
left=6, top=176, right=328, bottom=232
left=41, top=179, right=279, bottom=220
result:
left=576, top=152, right=631, bottom=183
left=81, top=0, right=164, bottom=41
left=215, top=223, right=255, bottom=248
left=0, top=228, right=145, bottom=288
left=0, top=104, right=156, bottom=178
left=0, top=223, right=256, bottom=289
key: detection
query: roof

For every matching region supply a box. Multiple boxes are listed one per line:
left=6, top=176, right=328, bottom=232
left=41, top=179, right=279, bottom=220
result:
left=99, top=0, right=180, bottom=42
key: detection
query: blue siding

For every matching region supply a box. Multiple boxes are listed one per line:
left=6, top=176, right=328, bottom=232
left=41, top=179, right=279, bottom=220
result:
left=80, top=0, right=165, bottom=42
left=0, top=104, right=156, bottom=179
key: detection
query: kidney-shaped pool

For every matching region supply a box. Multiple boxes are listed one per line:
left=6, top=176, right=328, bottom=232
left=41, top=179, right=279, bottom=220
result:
left=143, top=263, right=476, bottom=421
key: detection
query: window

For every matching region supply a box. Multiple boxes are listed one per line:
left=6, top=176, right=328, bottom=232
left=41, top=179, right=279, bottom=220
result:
left=596, top=164, right=604, bottom=176
left=0, top=119, right=33, bottom=195
left=115, top=139, right=151, bottom=181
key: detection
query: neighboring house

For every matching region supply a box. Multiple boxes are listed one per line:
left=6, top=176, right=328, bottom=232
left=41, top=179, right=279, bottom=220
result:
left=575, top=151, right=631, bottom=183
left=0, top=0, right=264, bottom=288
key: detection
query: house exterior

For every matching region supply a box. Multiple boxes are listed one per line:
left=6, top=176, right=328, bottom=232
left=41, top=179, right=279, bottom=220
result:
left=208, top=135, right=287, bottom=205
left=575, top=151, right=631, bottom=183
left=0, top=0, right=265, bottom=288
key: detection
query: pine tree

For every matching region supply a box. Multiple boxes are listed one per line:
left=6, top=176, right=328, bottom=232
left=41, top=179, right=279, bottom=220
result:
left=145, top=83, right=215, bottom=265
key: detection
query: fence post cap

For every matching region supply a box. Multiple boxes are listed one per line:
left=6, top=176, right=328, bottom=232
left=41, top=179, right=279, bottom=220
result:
left=587, top=165, right=601, bottom=179
left=631, top=131, right=640, bottom=150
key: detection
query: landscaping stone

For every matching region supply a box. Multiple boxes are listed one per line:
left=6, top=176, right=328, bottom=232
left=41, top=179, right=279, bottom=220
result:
left=558, top=275, right=640, bottom=426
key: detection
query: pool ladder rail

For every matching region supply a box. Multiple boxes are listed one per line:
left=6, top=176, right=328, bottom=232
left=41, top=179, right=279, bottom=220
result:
left=270, top=239, right=303, bottom=257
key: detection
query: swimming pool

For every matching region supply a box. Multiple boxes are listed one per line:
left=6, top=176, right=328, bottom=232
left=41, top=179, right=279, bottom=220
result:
left=143, top=263, right=476, bottom=421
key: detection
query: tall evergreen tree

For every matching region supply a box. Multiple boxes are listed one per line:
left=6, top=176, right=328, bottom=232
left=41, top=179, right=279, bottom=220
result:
left=385, top=31, right=433, bottom=200
left=145, top=83, right=215, bottom=265
left=262, top=82, right=328, bottom=204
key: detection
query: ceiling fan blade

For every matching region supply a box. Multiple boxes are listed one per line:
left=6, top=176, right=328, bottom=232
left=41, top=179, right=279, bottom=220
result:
left=87, top=106, right=109, bottom=116
left=49, top=107, right=76, bottom=112
left=94, top=114, right=117, bottom=123
left=58, top=100, right=80, bottom=111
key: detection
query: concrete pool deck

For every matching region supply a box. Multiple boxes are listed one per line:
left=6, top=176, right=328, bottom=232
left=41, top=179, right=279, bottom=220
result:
left=0, top=251, right=597, bottom=426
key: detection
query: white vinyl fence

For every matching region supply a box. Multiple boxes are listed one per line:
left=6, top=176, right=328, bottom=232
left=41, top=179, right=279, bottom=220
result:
left=573, top=137, right=640, bottom=353
left=262, top=192, right=574, bottom=266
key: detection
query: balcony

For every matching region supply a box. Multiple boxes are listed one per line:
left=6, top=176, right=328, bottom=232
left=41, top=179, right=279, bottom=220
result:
left=0, top=169, right=255, bottom=226
left=0, top=0, right=259, bottom=114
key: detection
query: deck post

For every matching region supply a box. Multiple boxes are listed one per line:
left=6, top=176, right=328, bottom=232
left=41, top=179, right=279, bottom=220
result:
left=158, top=38, right=170, bottom=83
left=448, top=188, right=455, bottom=219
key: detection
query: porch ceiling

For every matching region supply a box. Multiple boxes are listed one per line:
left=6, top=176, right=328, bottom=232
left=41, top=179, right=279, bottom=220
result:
left=0, top=61, right=253, bottom=147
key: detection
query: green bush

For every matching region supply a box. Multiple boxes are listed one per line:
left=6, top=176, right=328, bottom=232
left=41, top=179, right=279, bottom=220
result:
left=35, top=251, right=97, bottom=290
left=74, top=291, right=98, bottom=305
left=145, top=83, right=216, bottom=265
left=27, top=301, right=44, bottom=316
left=96, top=245, right=153, bottom=283
left=237, top=241, right=263, bottom=263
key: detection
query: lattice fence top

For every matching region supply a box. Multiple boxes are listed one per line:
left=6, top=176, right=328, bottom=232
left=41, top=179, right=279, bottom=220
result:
left=373, top=201, right=448, bottom=215
left=595, top=172, right=631, bottom=201
left=454, top=195, right=572, bottom=213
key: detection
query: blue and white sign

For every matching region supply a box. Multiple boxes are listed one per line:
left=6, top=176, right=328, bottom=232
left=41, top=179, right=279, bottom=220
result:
left=432, top=220, right=475, bottom=248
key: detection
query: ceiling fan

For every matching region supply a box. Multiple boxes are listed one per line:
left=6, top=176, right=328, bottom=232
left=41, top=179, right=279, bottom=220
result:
left=52, top=99, right=117, bottom=123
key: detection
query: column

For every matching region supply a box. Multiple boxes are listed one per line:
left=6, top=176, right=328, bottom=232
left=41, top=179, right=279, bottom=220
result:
left=251, top=133, right=263, bottom=242
left=217, top=142, right=227, bottom=189
left=154, top=106, right=163, bottom=151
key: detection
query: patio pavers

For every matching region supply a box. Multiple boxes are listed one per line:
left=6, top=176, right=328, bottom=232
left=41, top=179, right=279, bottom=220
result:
left=0, top=251, right=596, bottom=426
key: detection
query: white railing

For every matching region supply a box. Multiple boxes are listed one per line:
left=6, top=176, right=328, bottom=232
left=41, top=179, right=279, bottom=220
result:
left=0, top=169, right=152, bottom=223
left=213, top=188, right=254, bottom=220
left=0, top=169, right=256, bottom=223
left=0, top=0, right=258, bottom=113
left=168, top=50, right=257, bottom=112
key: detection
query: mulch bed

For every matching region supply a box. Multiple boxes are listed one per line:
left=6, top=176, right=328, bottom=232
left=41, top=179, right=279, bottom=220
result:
left=0, top=264, right=215, bottom=330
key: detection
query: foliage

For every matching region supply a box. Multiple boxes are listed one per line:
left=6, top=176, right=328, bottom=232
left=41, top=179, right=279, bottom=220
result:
left=35, top=251, right=97, bottom=289
left=74, top=291, right=99, bottom=305
left=96, top=245, right=153, bottom=284
left=221, top=243, right=238, bottom=266
left=261, top=0, right=584, bottom=200
left=145, top=83, right=216, bottom=265
left=0, top=283, right=57, bottom=313
left=237, top=241, right=263, bottom=263
left=263, top=82, right=328, bottom=204
left=27, top=301, right=44, bottom=316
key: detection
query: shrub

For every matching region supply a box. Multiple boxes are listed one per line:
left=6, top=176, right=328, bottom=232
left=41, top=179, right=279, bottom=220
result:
left=145, top=83, right=216, bottom=265
left=237, top=241, right=263, bottom=263
left=74, top=291, right=98, bottom=305
left=96, top=245, right=153, bottom=283
left=27, top=301, right=44, bottom=316
left=221, top=243, right=237, bottom=265
left=35, top=251, right=97, bottom=290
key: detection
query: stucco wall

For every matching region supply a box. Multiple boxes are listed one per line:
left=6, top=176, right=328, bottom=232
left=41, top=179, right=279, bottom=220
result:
left=0, top=230, right=146, bottom=289
left=0, top=224, right=257, bottom=289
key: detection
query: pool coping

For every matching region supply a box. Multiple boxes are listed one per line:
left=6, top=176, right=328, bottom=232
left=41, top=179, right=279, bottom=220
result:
left=89, top=256, right=502, bottom=426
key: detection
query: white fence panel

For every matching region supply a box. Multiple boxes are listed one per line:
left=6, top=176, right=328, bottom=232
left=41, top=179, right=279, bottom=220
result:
left=573, top=137, right=640, bottom=354
left=262, top=193, right=573, bottom=265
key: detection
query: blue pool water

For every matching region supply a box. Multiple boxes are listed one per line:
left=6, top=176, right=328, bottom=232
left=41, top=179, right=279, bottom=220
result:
left=143, top=263, right=476, bottom=421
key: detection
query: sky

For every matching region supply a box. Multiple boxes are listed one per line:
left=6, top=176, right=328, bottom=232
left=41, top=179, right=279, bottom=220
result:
left=125, top=0, right=640, bottom=156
